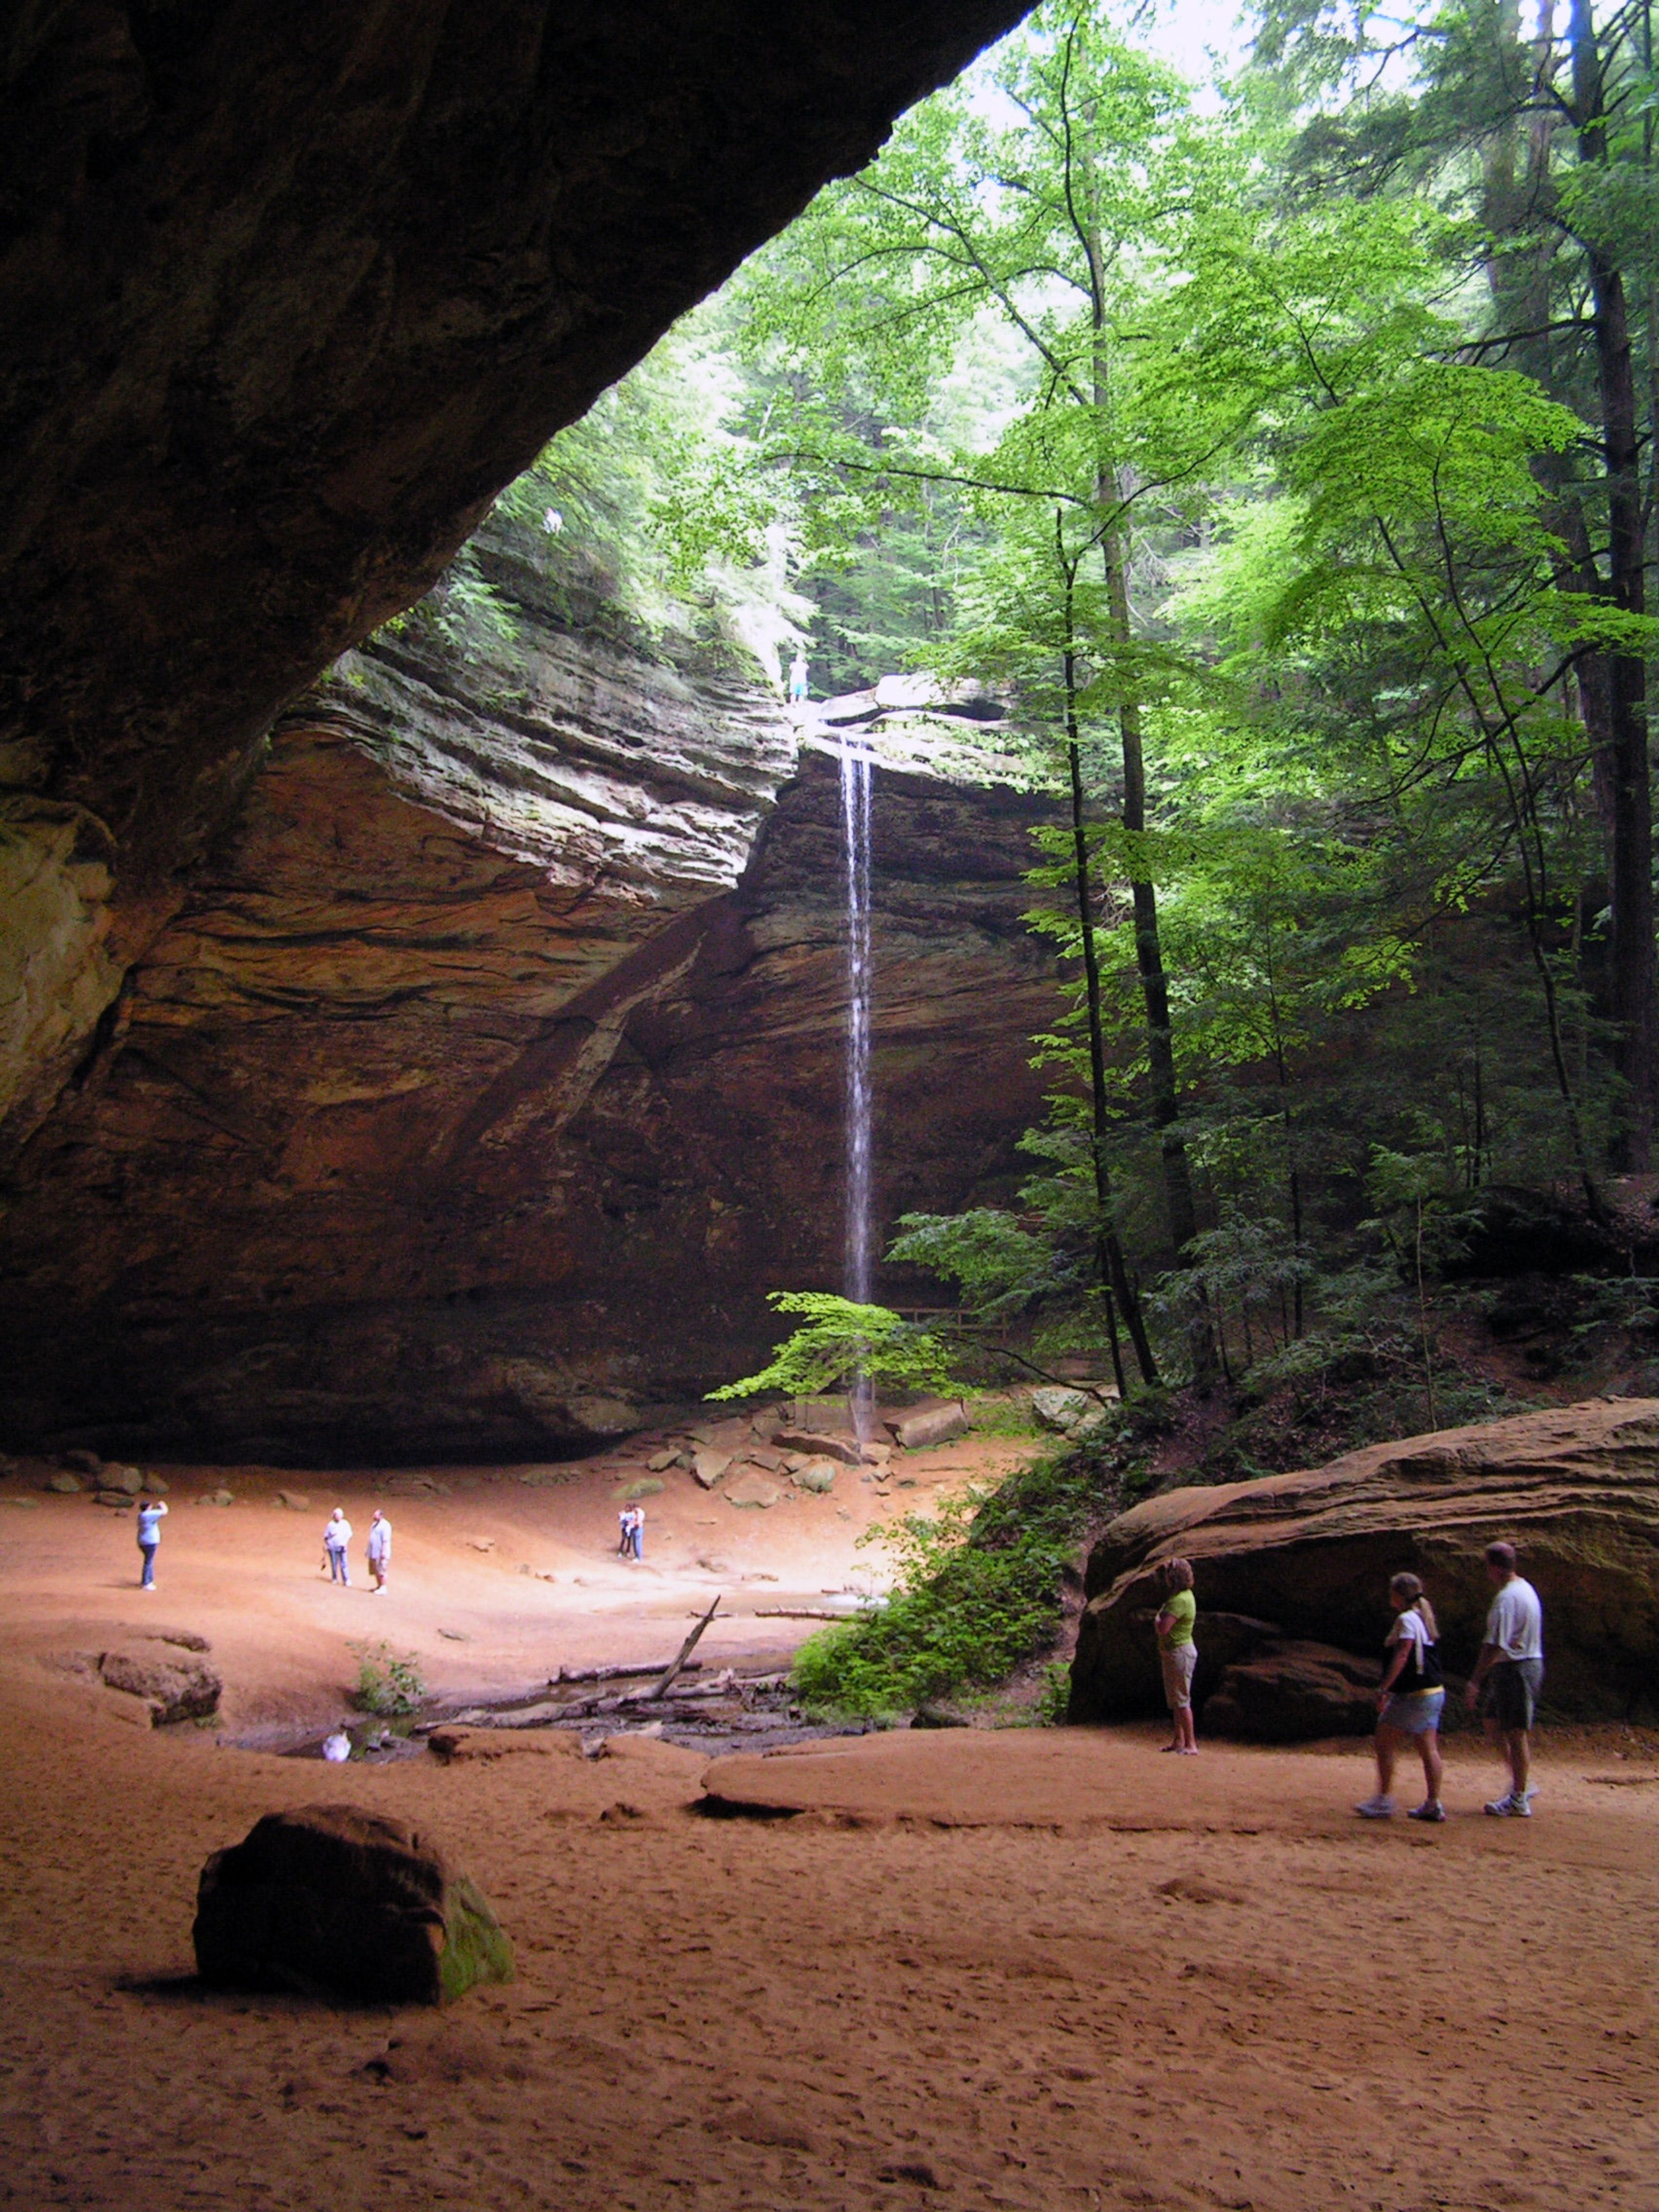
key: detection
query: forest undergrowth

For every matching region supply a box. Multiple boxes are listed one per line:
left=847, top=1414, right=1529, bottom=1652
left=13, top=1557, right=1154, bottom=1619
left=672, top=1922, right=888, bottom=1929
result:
left=794, top=1255, right=1659, bottom=1723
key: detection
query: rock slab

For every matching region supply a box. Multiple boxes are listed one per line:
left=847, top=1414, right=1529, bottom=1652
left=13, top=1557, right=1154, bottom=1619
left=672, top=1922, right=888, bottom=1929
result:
left=96, top=1639, right=222, bottom=1726
left=725, top=1470, right=782, bottom=1510
left=194, top=1805, right=513, bottom=2004
left=1070, top=1398, right=1659, bottom=1728
left=774, top=1430, right=864, bottom=1466
left=691, top=1449, right=733, bottom=1491
left=887, top=1400, right=971, bottom=1450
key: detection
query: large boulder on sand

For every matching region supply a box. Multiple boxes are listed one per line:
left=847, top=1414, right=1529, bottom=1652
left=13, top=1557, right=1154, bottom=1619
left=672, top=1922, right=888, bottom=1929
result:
left=194, top=1805, right=513, bottom=2004
left=95, top=1637, right=222, bottom=1724
left=1070, top=1398, right=1659, bottom=1731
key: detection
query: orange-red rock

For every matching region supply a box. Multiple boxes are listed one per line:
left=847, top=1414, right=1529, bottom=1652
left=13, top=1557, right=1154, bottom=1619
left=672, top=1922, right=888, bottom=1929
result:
left=1070, top=1398, right=1659, bottom=1727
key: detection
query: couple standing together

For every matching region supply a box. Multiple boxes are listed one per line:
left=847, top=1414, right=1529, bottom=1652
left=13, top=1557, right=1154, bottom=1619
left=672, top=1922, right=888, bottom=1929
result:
left=1153, top=1541, right=1545, bottom=1818
left=321, top=1507, right=392, bottom=1592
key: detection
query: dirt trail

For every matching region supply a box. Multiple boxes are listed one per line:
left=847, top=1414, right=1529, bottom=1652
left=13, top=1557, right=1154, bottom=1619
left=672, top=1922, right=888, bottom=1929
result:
left=0, top=1445, right=1654, bottom=2211
left=0, top=1428, right=1031, bottom=1736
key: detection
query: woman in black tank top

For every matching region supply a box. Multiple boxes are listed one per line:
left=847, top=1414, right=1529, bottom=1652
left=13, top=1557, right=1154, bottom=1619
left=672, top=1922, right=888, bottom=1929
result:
left=1355, top=1572, right=1446, bottom=1823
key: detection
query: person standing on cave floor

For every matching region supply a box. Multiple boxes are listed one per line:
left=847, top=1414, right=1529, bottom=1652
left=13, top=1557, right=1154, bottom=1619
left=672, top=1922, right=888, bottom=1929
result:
left=135, top=1497, right=167, bottom=1591
left=617, top=1505, right=635, bottom=1560
left=1465, top=1541, right=1544, bottom=1818
left=365, top=1510, right=391, bottom=1595
left=1154, top=1557, right=1198, bottom=1754
left=630, top=1504, right=645, bottom=1563
left=1355, top=1572, right=1446, bottom=1823
left=322, top=1506, right=353, bottom=1587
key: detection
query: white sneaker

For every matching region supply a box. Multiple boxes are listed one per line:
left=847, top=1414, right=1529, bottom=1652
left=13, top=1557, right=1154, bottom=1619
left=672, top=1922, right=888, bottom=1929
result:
left=1355, top=1794, right=1395, bottom=1818
left=1483, top=1792, right=1531, bottom=1817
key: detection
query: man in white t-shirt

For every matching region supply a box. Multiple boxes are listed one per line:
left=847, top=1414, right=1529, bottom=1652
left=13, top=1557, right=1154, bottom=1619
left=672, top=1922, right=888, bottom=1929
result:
left=1464, top=1540, right=1544, bottom=1818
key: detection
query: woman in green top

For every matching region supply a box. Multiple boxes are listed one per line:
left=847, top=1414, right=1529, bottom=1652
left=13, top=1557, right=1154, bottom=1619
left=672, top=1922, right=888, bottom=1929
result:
left=1154, top=1556, right=1199, bottom=1754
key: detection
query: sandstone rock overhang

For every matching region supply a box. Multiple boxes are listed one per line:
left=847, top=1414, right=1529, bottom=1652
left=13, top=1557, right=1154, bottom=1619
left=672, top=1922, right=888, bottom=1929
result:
left=0, top=0, right=1027, bottom=1156
left=1069, top=1398, right=1659, bottom=1727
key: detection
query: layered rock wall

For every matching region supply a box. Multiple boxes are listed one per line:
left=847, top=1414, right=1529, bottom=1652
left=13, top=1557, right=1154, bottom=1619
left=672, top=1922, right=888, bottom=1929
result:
left=0, top=585, right=1058, bottom=1461
left=0, top=0, right=1025, bottom=1157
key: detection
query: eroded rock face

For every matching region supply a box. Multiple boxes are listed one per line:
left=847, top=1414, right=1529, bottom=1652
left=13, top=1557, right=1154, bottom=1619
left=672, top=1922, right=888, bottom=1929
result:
left=0, top=594, right=1058, bottom=1460
left=62, top=1630, right=220, bottom=1724
left=1069, top=1398, right=1659, bottom=1727
left=0, top=0, right=1027, bottom=1159
left=96, top=1640, right=223, bottom=1726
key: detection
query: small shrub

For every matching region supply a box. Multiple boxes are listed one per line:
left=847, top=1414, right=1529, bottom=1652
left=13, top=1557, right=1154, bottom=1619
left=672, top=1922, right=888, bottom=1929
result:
left=1034, top=1661, right=1072, bottom=1726
left=962, top=1394, right=1042, bottom=1438
left=350, top=1640, right=426, bottom=1718
left=791, top=1447, right=1106, bottom=1718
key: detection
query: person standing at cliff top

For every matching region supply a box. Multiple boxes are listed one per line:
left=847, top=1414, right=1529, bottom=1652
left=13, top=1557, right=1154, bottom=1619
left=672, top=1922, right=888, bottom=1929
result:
left=135, top=1497, right=167, bottom=1590
left=1465, top=1540, right=1544, bottom=1817
left=787, top=651, right=809, bottom=703
left=322, top=1506, right=353, bottom=1587
left=366, top=1510, right=391, bottom=1595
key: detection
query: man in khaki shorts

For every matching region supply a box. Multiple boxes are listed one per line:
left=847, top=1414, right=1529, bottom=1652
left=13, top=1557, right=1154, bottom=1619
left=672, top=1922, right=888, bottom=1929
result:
left=1464, top=1540, right=1544, bottom=1817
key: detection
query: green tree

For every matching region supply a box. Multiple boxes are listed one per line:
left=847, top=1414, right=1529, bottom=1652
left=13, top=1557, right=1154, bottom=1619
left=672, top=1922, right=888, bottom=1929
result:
left=1250, top=0, right=1659, bottom=1166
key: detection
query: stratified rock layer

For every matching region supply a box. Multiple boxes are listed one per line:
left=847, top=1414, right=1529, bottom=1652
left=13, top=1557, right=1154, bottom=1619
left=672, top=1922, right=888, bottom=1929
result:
left=0, top=0, right=1025, bottom=1156
left=0, top=608, right=1058, bottom=1460
left=1069, top=1399, right=1659, bottom=1728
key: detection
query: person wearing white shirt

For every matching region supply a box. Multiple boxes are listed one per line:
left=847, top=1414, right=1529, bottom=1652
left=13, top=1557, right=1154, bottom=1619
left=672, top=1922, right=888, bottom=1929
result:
left=322, top=1506, right=353, bottom=1587
left=366, top=1510, right=391, bottom=1594
left=1464, top=1540, right=1544, bottom=1818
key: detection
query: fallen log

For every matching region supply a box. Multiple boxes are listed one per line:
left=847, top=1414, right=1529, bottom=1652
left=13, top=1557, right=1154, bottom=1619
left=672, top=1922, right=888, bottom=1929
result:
left=752, top=1606, right=866, bottom=1620
left=551, top=1659, right=705, bottom=1686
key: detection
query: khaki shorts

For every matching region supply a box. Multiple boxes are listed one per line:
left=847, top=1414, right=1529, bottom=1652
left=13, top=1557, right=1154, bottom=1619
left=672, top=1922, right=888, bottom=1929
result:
left=1160, top=1642, right=1197, bottom=1712
left=1486, top=1658, right=1543, bottom=1733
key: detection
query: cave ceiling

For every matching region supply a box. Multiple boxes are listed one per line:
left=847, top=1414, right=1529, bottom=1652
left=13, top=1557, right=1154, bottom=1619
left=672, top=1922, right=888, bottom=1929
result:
left=0, top=0, right=1027, bottom=1155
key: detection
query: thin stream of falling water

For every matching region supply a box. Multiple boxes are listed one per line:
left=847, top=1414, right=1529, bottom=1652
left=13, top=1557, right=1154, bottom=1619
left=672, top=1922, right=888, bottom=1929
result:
left=839, top=734, right=874, bottom=1440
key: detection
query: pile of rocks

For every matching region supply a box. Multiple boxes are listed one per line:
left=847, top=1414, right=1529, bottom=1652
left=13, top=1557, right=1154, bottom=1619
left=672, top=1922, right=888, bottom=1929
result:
left=39, top=1450, right=167, bottom=1510
left=636, top=1398, right=973, bottom=1509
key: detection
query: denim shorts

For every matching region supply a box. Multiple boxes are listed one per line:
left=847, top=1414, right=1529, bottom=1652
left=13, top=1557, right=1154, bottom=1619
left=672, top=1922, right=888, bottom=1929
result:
left=1381, top=1688, right=1445, bottom=1737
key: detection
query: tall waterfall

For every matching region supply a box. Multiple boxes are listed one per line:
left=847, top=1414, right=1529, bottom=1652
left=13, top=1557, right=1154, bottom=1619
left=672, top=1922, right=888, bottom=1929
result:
left=839, top=734, right=874, bottom=1309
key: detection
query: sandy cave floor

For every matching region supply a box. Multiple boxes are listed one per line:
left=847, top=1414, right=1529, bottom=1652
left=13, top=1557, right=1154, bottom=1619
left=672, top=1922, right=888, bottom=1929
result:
left=0, top=1440, right=1655, bottom=2212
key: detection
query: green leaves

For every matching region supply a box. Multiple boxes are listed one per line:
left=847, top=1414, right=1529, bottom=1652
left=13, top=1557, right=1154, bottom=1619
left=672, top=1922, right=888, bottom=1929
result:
left=706, top=1293, right=958, bottom=1403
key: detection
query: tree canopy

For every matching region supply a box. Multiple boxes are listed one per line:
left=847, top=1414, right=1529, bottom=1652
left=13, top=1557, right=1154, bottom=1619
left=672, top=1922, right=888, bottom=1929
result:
left=407, top=0, right=1659, bottom=1403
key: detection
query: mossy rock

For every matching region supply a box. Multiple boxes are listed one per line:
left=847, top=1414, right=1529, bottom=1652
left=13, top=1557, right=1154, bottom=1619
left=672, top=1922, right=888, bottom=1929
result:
left=194, top=1804, right=514, bottom=2005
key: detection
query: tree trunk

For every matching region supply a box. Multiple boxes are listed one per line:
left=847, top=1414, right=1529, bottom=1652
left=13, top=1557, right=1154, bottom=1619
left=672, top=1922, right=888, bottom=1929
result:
left=1569, top=0, right=1656, bottom=1168
left=1061, top=572, right=1157, bottom=1388
left=1100, top=523, right=1200, bottom=1255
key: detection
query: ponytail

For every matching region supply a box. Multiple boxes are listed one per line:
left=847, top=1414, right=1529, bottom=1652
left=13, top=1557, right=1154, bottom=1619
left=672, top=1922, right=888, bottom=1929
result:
left=1390, top=1571, right=1437, bottom=1642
